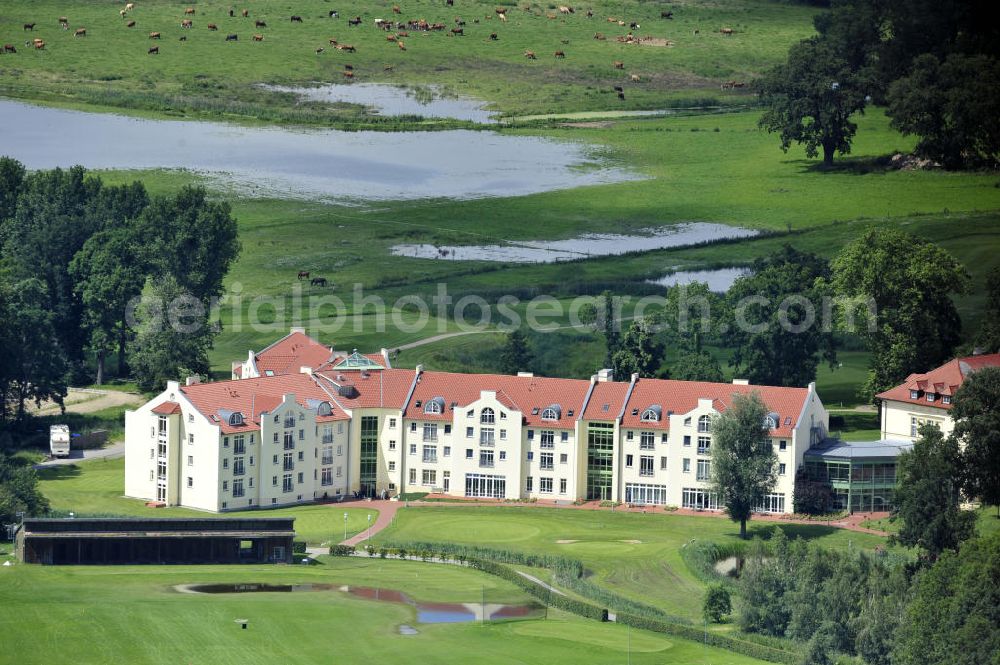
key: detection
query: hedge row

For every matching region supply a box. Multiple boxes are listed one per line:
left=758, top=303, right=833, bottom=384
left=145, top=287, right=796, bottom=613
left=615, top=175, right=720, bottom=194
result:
left=465, top=558, right=608, bottom=622
left=329, top=544, right=356, bottom=557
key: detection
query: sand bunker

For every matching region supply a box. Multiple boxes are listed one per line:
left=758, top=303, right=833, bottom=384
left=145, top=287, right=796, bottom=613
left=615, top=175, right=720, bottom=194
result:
left=619, top=539, right=642, bottom=544
left=556, top=539, right=580, bottom=544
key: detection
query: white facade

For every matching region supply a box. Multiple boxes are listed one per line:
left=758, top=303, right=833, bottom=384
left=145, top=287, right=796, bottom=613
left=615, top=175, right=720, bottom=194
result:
left=880, top=400, right=954, bottom=443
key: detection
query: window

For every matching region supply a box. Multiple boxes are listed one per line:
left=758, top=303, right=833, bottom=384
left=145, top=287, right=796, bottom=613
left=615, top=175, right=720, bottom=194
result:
left=223, top=437, right=229, bottom=449
left=425, top=399, right=442, bottom=415
left=764, top=416, right=777, bottom=430
left=639, top=432, right=655, bottom=450
left=188, top=414, right=194, bottom=423
left=910, top=390, right=919, bottom=399
left=779, top=440, right=787, bottom=452
left=272, top=476, right=278, bottom=486
left=298, top=429, right=304, bottom=441
left=272, top=454, right=278, bottom=465
left=500, top=411, right=507, bottom=420
left=500, top=429, right=507, bottom=440
left=539, top=477, right=553, bottom=493
left=233, top=479, right=245, bottom=497
left=541, top=407, right=559, bottom=421
left=389, top=440, right=397, bottom=451
left=444, top=424, right=452, bottom=434
left=321, top=468, right=332, bottom=486
left=755, top=493, right=785, bottom=514
left=423, top=423, right=438, bottom=442
left=283, top=452, right=294, bottom=471
left=625, top=483, right=667, bottom=505
left=466, top=449, right=474, bottom=459
left=322, top=446, right=333, bottom=465
left=443, top=446, right=451, bottom=457
left=540, top=431, right=554, bottom=449
left=683, top=487, right=720, bottom=510
left=560, top=453, right=568, bottom=464
left=186, top=477, right=193, bottom=488
left=410, top=443, right=417, bottom=455
left=697, top=436, right=711, bottom=455
left=698, top=415, right=711, bottom=433
left=389, top=418, right=397, bottom=428
left=410, top=422, right=417, bottom=432
left=640, top=456, right=654, bottom=477
left=188, top=433, right=194, bottom=445
left=943, top=395, right=951, bottom=405
left=423, top=445, right=438, bottom=463
left=560, top=478, right=567, bottom=494
left=480, top=407, right=495, bottom=424
left=561, top=431, right=568, bottom=442
left=527, top=451, right=534, bottom=461
left=297, top=451, right=304, bottom=461
left=660, top=456, right=667, bottom=470
left=683, top=458, right=691, bottom=473
left=187, top=455, right=193, bottom=466
left=282, top=474, right=293, bottom=493
left=273, top=432, right=279, bottom=444
left=626, top=431, right=634, bottom=441
left=388, top=461, right=396, bottom=471
left=779, top=463, right=787, bottom=476
left=480, top=428, right=495, bottom=446
left=409, top=468, right=417, bottom=484
left=540, top=452, right=554, bottom=470
left=641, top=408, right=659, bottom=422
left=466, top=427, right=474, bottom=438
left=697, top=459, right=711, bottom=481
left=661, top=433, right=668, bottom=443
left=283, top=431, right=294, bottom=450
left=422, top=469, right=437, bottom=486
left=322, top=426, right=333, bottom=444
left=336, top=466, right=342, bottom=478
left=499, top=450, right=507, bottom=461
left=465, top=473, right=506, bottom=498
left=527, top=430, right=534, bottom=440
left=233, top=457, right=245, bottom=476
left=480, top=449, right=495, bottom=468
left=684, top=417, right=692, bottom=427
left=683, top=435, right=691, bottom=447
left=466, top=409, right=474, bottom=418
left=926, top=392, right=936, bottom=402
left=234, top=435, right=246, bottom=455
left=526, top=476, right=533, bottom=492
left=158, top=416, right=167, bottom=435
left=626, top=454, right=634, bottom=468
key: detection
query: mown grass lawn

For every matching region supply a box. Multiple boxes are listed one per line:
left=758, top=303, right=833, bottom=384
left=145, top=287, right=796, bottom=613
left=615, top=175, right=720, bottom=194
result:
left=0, top=556, right=771, bottom=665
left=36, top=457, right=377, bottom=546
left=379, top=504, right=888, bottom=622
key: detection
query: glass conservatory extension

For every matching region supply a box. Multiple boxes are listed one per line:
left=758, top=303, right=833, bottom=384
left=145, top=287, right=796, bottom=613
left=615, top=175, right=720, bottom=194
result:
left=803, top=439, right=914, bottom=513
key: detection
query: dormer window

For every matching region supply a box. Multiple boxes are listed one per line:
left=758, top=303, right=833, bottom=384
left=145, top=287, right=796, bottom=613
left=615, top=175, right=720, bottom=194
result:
left=926, top=393, right=936, bottom=402
left=684, top=417, right=692, bottom=427
left=541, top=405, right=561, bottom=421
left=317, top=401, right=333, bottom=417
left=230, top=412, right=244, bottom=426
left=764, top=416, right=776, bottom=430
left=480, top=407, right=495, bottom=424
left=641, top=406, right=662, bottom=422
left=425, top=398, right=445, bottom=415
left=466, top=409, right=475, bottom=418
left=910, top=390, right=919, bottom=399
left=698, top=415, right=711, bottom=433
left=942, top=396, right=951, bottom=405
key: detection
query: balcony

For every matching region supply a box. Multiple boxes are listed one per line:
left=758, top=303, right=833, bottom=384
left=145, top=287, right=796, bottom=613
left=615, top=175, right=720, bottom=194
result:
left=423, top=455, right=438, bottom=464
left=321, top=455, right=334, bottom=465
left=697, top=446, right=711, bottom=456
left=283, top=461, right=295, bottom=472
left=423, top=434, right=439, bottom=443
left=321, top=434, right=334, bottom=444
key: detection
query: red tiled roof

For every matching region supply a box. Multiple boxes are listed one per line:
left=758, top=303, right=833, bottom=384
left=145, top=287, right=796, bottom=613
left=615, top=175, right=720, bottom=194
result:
left=582, top=381, right=630, bottom=421
left=314, top=368, right=417, bottom=410
left=405, top=371, right=591, bottom=428
left=255, top=331, right=334, bottom=376
left=151, top=401, right=181, bottom=415
left=620, top=379, right=808, bottom=437
left=180, top=373, right=348, bottom=433
left=876, top=353, right=1000, bottom=411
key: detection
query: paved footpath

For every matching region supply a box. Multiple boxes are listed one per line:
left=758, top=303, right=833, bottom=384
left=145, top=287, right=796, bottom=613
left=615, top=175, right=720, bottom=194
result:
left=34, top=441, right=126, bottom=469
left=340, top=500, right=404, bottom=546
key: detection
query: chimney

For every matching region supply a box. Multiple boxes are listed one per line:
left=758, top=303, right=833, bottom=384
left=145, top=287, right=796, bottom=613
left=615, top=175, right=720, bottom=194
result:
left=380, top=348, right=392, bottom=368
left=300, top=366, right=313, bottom=376
left=732, top=378, right=749, bottom=385
left=597, top=368, right=614, bottom=382
left=517, top=371, right=534, bottom=378
left=185, top=375, right=201, bottom=386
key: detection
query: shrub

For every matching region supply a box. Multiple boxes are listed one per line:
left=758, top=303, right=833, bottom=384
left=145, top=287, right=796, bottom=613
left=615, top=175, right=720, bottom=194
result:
left=292, top=541, right=307, bottom=554
left=328, top=544, right=355, bottom=556
left=703, top=584, right=733, bottom=623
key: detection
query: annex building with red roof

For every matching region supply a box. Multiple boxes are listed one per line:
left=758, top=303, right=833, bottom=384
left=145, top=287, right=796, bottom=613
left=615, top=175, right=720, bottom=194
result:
left=125, top=330, right=830, bottom=514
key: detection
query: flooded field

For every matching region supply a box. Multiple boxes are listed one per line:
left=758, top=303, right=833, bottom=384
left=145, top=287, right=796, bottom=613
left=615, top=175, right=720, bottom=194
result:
left=0, top=99, right=634, bottom=201
left=647, top=267, right=749, bottom=292
left=390, top=223, right=757, bottom=262
left=262, top=82, right=497, bottom=123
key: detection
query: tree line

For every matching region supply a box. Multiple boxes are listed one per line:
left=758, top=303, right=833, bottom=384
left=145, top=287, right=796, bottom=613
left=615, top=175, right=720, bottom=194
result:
left=0, top=158, right=240, bottom=428
left=758, top=0, right=1000, bottom=168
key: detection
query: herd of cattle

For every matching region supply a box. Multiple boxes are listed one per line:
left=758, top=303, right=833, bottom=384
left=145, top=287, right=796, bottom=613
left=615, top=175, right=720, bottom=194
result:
left=2, top=3, right=746, bottom=96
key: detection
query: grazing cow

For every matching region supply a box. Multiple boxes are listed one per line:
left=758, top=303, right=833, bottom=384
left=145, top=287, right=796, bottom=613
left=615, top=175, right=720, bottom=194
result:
left=630, top=73, right=640, bottom=82
left=329, top=10, right=339, bottom=18
left=397, top=40, right=405, bottom=50
left=693, top=29, right=699, bottom=35
left=348, top=16, right=362, bottom=26
left=489, top=31, right=497, bottom=40
left=316, top=47, right=324, bottom=53
left=255, top=20, right=266, bottom=28
left=33, top=38, right=45, bottom=48
left=329, top=38, right=338, bottom=45
left=207, top=23, right=218, bottom=30
left=446, top=0, right=454, bottom=6
left=179, top=35, right=187, bottom=40
left=386, top=34, right=396, bottom=41
left=338, top=43, right=355, bottom=52
left=617, top=91, right=625, bottom=100
left=498, top=12, right=506, bottom=22
left=593, top=32, right=605, bottom=40
left=384, top=63, right=393, bottom=71
left=661, top=11, right=673, bottom=19
left=613, top=60, right=623, bottom=69
left=612, top=85, right=623, bottom=92
left=230, top=8, right=235, bottom=17
left=125, top=3, right=134, bottom=11
left=74, top=28, right=87, bottom=36
left=297, top=271, right=310, bottom=280
left=451, top=27, right=463, bottom=35
left=3, top=44, right=16, bottom=53
left=242, top=9, right=249, bottom=17
left=523, top=50, right=535, bottom=59
left=225, top=33, right=238, bottom=41
left=342, top=70, right=354, bottom=78
left=558, top=5, right=573, bottom=14
left=310, top=277, right=328, bottom=287
left=149, top=31, right=161, bottom=38
left=397, top=30, right=408, bottom=37
left=586, top=9, right=593, bottom=17
left=120, top=9, right=127, bottom=18
left=184, top=8, right=195, bottom=15
left=393, top=5, right=401, bottom=13
left=127, top=20, right=136, bottom=27
left=181, top=19, right=192, bottom=28
left=252, top=33, right=264, bottom=40
left=546, top=13, right=556, bottom=19
left=291, top=15, right=303, bottom=23
left=23, top=23, right=35, bottom=31
left=148, top=45, right=158, bottom=54
left=343, top=63, right=353, bottom=70
left=59, top=17, right=69, bottom=25
left=629, top=21, right=639, bottom=29
left=554, top=50, right=565, bottom=57
left=720, top=27, right=733, bottom=35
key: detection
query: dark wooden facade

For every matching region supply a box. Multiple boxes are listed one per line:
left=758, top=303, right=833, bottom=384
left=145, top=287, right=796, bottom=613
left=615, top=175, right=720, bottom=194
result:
left=16, top=518, right=295, bottom=565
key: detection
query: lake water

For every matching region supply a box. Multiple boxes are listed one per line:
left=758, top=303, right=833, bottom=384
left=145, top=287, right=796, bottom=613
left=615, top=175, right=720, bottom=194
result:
left=261, top=83, right=497, bottom=124
left=0, top=99, right=634, bottom=201
left=647, top=267, right=749, bottom=292
left=390, top=222, right=757, bottom=263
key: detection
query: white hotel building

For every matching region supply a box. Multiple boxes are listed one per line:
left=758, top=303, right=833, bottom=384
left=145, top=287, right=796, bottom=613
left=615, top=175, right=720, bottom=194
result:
left=125, top=330, right=829, bottom=514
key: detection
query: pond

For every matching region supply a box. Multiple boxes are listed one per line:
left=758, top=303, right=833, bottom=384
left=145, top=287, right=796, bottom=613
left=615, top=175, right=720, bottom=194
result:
left=0, top=99, right=634, bottom=201
left=176, top=583, right=545, bottom=624
left=390, top=222, right=757, bottom=263
left=261, top=83, right=497, bottom=124
left=646, top=267, right=749, bottom=292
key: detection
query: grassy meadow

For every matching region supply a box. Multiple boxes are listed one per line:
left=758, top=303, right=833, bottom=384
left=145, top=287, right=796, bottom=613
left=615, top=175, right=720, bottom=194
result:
left=0, top=0, right=818, bottom=122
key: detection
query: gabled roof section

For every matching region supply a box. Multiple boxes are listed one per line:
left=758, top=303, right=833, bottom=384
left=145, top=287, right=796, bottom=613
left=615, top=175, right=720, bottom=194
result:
left=254, top=330, right=334, bottom=376
left=151, top=401, right=181, bottom=415
left=180, top=373, right=348, bottom=434
left=314, top=367, right=416, bottom=410
left=877, top=353, right=1000, bottom=411
left=582, top=381, right=630, bottom=421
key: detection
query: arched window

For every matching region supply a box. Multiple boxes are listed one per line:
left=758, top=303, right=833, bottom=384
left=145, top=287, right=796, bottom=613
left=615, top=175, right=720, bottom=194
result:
left=764, top=415, right=777, bottom=430
left=425, top=400, right=442, bottom=415
left=480, top=407, right=495, bottom=424
left=541, top=408, right=558, bottom=421
left=641, top=406, right=661, bottom=422
left=698, top=415, right=711, bottom=433
left=317, top=401, right=333, bottom=417
left=230, top=412, right=244, bottom=426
